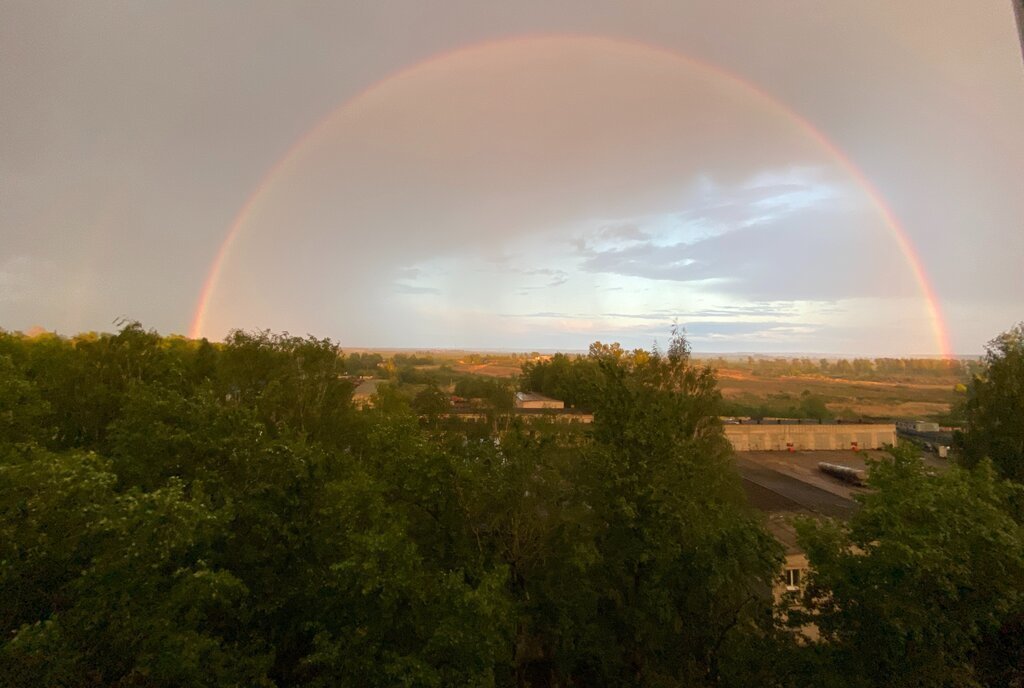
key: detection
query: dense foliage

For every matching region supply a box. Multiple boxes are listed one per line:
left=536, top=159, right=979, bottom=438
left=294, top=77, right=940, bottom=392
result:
left=959, top=323, right=1024, bottom=483
left=520, top=352, right=603, bottom=410
left=1, top=323, right=1021, bottom=687
left=794, top=445, right=1024, bottom=687
left=0, top=325, right=781, bottom=687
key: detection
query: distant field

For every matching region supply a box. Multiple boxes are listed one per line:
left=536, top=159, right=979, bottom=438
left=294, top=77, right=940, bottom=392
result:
left=355, top=348, right=966, bottom=421
left=713, top=367, right=959, bottom=420
left=451, top=361, right=521, bottom=378
left=442, top=357, right=961, bottom=420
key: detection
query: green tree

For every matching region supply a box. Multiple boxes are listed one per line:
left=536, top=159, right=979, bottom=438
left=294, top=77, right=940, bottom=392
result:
left=797, top=392, right=831, bottom=421
left=958, top=323, right=1024, bottom=482
left=794, top=445, right=1024, bottom=687
left=216, top=329, right=354, bottom=446
left=577, top=332, right=781, bottom=686
left=0, top=448, right=273, bottom=687
left=0, top=355, right=51, bottom=445
left=453, top=377, right=513, bottom=413
left=520, top=353, right=603, bottom=410
left=0, top=323, right=815, bottom=686
left=412, top=384, right=451, bottom=423
left=105, top=382, right=266, bottom=492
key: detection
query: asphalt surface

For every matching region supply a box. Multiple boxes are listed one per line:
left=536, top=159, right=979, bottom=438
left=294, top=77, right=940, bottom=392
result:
left=736, top=456, right=859, bottom=520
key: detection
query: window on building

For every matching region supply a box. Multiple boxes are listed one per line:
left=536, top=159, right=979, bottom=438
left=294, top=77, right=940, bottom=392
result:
left=784, top=568, right=802, bottom=591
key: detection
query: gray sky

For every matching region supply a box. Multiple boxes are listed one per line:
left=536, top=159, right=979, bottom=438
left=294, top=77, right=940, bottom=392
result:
left=2, top=1, right=1022, bottom=355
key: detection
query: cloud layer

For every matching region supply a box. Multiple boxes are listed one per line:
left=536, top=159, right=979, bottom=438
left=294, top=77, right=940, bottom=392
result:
left=2, top=5, right=1021, bottom=354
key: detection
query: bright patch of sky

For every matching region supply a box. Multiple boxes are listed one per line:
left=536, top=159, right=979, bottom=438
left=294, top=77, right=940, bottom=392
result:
left=383, top=167, right=903, bottom=352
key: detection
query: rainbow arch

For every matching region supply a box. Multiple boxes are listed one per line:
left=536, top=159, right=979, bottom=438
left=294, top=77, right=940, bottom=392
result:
left=189, top=33, right=953, bottom=358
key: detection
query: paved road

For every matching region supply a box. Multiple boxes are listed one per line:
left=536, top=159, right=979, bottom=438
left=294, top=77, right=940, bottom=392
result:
left=736, top=456, right=859, bottom=520
left=740, top=480, right=809, bottom=514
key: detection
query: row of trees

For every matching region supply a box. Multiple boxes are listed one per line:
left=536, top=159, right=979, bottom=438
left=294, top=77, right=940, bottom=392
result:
left=521, top=351, right=835, bottom=420
left=696, top=355, right=972, bottom=381
left=1, top=323, right=1022, bottom=686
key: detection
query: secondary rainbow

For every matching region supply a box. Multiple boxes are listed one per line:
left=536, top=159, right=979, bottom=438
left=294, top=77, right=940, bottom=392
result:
left=189, top=34, right=953, bottom=358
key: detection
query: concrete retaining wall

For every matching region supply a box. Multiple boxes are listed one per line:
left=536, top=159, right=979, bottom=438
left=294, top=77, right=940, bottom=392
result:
left=724, top=423, right=896, bottom=451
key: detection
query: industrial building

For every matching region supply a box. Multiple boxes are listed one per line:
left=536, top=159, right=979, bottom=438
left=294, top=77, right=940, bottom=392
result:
left=514, top=392, right=565, bottom=409
left=724, top=421, right=896, bottom=452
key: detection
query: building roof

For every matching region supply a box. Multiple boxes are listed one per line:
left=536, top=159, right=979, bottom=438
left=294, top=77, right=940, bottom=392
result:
left=729, top=418, right=896, bottom=426
left=737, top=453, right=860, bottom=520
left=765, top=516, right=804, bottom=556
left=515, top=392, right=562, bottom=403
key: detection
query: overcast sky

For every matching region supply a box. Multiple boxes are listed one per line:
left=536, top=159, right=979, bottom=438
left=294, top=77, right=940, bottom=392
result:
left=2, top=1, right=1022, bottom=355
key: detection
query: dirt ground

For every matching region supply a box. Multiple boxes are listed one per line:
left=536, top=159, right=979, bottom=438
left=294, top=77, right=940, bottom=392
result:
left=714, top=367, right=957, bottom=420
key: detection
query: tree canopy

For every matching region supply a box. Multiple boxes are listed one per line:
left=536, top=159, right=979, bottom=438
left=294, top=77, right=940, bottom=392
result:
left=959, top=323, right=1024, bottom=482
left=793, top=445, right=1024, bottom=687
left=2, top=323, right=1022, bottom=686
left=0, top=325, right=785, bottom=687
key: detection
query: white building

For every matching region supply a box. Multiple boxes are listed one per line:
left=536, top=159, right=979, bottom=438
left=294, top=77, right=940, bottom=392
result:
left=514, top=392, right=564, bottom=410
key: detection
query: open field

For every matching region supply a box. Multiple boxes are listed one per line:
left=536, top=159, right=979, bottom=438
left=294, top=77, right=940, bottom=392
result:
left=713, top=367, right=960, bottom=420
left=450, top=361, right=522, bottom=378
left=351, top=348, right=966, bottom=421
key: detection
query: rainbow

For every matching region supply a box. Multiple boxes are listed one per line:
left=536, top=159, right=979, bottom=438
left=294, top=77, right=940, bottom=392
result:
left=189, top=34, right=953, bottom=358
